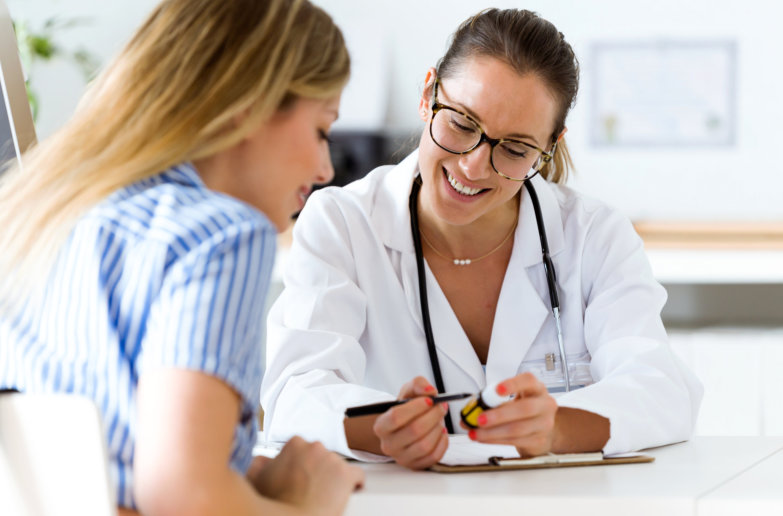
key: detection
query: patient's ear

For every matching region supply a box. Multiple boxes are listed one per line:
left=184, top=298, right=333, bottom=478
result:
left=418, top=67, right=437, bottom=122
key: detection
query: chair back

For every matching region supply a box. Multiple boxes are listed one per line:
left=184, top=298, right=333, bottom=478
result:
left=0, top=393, right=117, bottom=516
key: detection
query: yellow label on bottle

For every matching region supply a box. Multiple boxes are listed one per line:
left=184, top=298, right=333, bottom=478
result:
left=460, top=397, right=481, bottom=428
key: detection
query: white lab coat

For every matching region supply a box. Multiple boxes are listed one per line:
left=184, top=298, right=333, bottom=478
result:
left=261, top=150, right=702, bottom=458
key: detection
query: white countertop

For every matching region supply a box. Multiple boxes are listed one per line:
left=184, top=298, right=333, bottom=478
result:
left=273, top=233, right=783, bottom=285
left=646, top=249, right=783, bottom=284
left=342, top=437, right=783, bottom=516
left=699, top=445, right=783, bottom=515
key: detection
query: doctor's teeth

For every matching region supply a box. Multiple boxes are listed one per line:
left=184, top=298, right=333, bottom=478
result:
left=447, top=173, right=481, bottom=196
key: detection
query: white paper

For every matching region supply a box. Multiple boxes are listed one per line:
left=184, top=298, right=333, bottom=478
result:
left=252, top=437, right=283, bottom=459
left=254, top=433, right=521, bottom=466
left=498, top=452, right=605, bottom=466
left=438, top=435, right=520, bottom=466
left=254, top=434, right=393, bottom=463
left=603, top=452, right=645, bottom=459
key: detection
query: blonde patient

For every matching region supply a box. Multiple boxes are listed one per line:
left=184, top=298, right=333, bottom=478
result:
left=0, top=0, right=363, bottom=514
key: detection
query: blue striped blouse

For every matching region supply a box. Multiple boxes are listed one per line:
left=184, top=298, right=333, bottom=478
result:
left=0, top=163, right=276, bottom=509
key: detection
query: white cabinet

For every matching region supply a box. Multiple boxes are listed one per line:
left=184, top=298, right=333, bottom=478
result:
left=649, top=247, right=783, bottom=437
left=670, top=327, right=783, bottom=436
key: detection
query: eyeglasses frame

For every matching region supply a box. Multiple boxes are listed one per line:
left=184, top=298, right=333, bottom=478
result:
left=429, top=78, right=557, bottom=182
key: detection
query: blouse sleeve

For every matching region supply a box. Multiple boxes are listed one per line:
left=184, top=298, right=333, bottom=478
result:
left=141, top=218, right=276, bottom=431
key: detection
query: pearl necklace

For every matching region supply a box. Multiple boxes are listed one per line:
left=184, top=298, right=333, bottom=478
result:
left=419, top=218, right=518, bottom=266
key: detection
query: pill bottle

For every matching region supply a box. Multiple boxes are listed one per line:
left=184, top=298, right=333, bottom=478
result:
left=460, top=382, right=511, bottom=429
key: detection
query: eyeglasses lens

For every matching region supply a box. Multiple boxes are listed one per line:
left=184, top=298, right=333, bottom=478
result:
left=430, top=108, right=541, bottom=179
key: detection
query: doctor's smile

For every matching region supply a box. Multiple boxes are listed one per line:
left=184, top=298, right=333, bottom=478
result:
left=443, top=167, right=488, bottom=198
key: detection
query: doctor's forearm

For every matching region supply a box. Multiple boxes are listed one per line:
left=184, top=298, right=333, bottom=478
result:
left=551, top=407, right=610, bottom=453
left=344, top=415, right=384, bottom=455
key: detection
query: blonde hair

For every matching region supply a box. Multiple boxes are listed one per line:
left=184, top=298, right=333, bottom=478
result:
left=0, top=0, right=349, bottom=308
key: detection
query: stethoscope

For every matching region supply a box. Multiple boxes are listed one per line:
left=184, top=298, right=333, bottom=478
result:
left=408, top=175, right=570, bottom=434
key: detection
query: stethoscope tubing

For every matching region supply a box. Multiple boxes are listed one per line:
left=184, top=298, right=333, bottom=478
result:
left=523, top=181, right=571, bottom=393
left=409, top=178, right=456, bottom=433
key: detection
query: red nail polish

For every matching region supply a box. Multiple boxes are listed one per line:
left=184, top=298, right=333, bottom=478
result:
left=496, top=384, right=507, bottom=395
left=477, top=414, right=487, bottom=426
left=425, top=385, right=436, bottom=393
left=468, top=430, right=477, bottom=440
left=425, top=397, right=434, bottom=407
left=442, top=427, right=448, bottom=434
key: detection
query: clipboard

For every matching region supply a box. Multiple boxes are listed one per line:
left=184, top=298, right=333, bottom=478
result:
left=429, top=452, right=654, bottom=473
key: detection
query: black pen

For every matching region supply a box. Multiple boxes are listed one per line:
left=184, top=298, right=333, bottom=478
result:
left=344, top=392, right=473, bottom=418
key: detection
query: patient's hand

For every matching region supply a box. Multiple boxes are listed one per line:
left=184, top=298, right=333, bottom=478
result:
left=247, top=436, right=364, bottom=515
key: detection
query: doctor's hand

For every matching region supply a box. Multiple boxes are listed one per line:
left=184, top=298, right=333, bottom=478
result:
left=464, top=372, right=558, bottom=457
left=372, top=376, right=450, bottom=469
left=247, top=436, right=364, bottom=514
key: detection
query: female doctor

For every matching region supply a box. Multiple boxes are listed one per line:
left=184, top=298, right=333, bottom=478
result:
left=261, top=8, right=702, bottom=468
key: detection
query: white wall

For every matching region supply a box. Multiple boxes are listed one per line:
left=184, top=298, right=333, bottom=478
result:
left=317, top=0, right=783, bottom=222
left=6, top=0, right=158, bottom=137
left=9, top=0, right=783, bottom=222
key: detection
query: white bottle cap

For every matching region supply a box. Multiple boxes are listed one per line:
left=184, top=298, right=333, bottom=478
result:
left=482, top=382, right=513, bottom=407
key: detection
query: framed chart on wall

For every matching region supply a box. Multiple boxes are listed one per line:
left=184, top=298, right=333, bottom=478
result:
left=590, top=41, right=736, bottom=147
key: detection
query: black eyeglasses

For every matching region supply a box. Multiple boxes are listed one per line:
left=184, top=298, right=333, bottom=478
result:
left=429, top=79, right=556, bottom=182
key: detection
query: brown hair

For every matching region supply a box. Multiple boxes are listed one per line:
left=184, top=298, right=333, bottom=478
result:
left=436, top=8, right=579, bottom=183
left=0, top=0, right=349, bottom=308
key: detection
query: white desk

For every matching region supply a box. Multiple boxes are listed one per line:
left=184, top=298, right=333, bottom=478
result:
left=344, top=437, right=783, bottom=516
left=699, top=445, right=783, bottom=515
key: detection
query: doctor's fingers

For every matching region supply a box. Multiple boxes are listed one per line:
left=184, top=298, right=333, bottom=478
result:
left=375, top=402, right=448, bottom=455
left=470, top=418, right=554, bottom=456
left=477, top=393, right=557, bottom=430
left=392, top=418, right=449, bottom=470
left=374, top=396, right=442, bottom=435
left=499, top=372, right=548, bottom=398
left=397, top=376, right=437, bottom=399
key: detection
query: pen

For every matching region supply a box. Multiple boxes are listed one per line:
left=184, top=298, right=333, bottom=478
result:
left=344, top=392, right=473, bottom=418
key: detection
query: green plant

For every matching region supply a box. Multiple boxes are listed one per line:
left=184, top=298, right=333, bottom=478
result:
left=13, top=17, right=99, bottom=121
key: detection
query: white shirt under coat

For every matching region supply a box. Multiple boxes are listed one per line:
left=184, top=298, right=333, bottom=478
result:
left=261, top=150, right=703, bottom=458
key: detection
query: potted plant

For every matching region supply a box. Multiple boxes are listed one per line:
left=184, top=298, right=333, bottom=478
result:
left=13, top=16, right=99, bottom=121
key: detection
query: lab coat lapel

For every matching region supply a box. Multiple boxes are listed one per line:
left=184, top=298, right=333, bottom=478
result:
left=373, top=150, right=483, bottom=388
left=485, top=250, right=550, bottom=383
left=423, top=262, right=486, bottom=389
left=372, top=151, right=426, bottom=334
left=400, top=249, right=485, bottom=389
left=399, top=248, right=425, bottom=335
left=485, top=175, right=563, bottom=383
